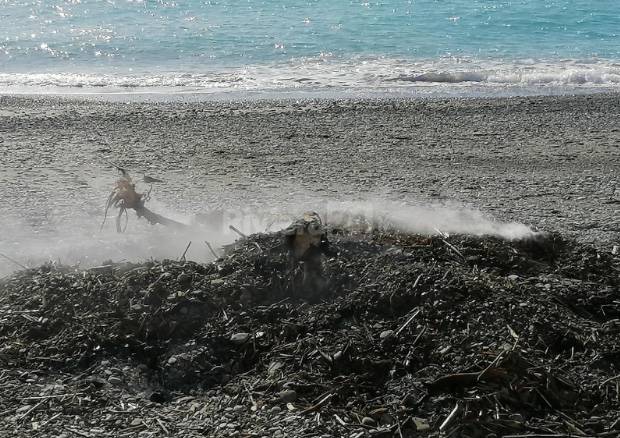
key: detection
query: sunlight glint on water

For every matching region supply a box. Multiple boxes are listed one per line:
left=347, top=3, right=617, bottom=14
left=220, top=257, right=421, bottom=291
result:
left=0, top=0, right=619, bottom=94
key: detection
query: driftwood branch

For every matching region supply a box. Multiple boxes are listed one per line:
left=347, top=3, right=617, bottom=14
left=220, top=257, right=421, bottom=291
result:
left=0, top=253, right=28, bottom=270
left=134, top=205, right=186, bottom=229
left=101, top=170, right=187, bottom=233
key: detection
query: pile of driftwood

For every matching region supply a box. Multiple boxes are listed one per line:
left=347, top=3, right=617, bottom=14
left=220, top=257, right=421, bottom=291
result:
left=1, top=223, right=618, bottom=437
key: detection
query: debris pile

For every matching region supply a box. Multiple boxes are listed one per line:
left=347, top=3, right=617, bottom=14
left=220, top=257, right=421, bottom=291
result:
left=0, top=228, right=618, bottom=437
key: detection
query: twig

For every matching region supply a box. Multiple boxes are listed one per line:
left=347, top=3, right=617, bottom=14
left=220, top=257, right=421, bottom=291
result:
left=433, top=228, right=465, bottom=259
left=64, top=427, right=91, bottom=438
left=18, top=399, right=46, bottom=421
left=535, top=387, right=553, bottom=409
left=156, top=418, right=169, bottom=435
left=502, top=435, right=587, bottom=438
left=434, top=227, right=449, bottom=238
left=395, top=309, right=420, bottom=336
left=244, top=383, right=257, bottom=411
left=41, top=412, right=61, bottom=426
left=0, top=252, right=28, bottom=270
left=0, top=407, right=16, bottom=416
left=179, top=241, right=192, bottom=262
left=411, top=325, right=427, bottom=347
left=599, top=373, right=620, bottom=387
left=116, top=425, right=146, bottom=436
left=23, top=393, right=84, bottom=400
left=441, top=238, right=465, bottom=260
left=439, top=402, right=461, bottom=431
left=477, top=350, right=505, bottom=381
left=300, top=393, right=335, bottom=414
left=445, top=425, right=463, bottom=438
left=333, top=413, right=347, bottom=426
left=100, top=190, right=115, bottom=231
left=205, top=241, right=219, bottom=259
left=555, top=410, right=586, bottom=436
left=229, top=225, right=247, bottom=238
left=412, top=274, right=423, bottom=289
left=104, top=159, right=128, bottom=176
left=507, top=324, right=520, bottom=350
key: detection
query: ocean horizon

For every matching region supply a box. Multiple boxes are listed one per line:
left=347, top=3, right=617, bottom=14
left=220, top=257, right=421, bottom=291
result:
left=1, top=0, right=619, bottom=96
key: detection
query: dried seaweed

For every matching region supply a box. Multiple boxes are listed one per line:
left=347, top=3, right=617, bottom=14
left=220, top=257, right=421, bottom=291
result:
left=0, top=229, right=618, bottom=437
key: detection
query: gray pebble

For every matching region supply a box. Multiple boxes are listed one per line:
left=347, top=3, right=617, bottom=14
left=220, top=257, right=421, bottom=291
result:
left=278, top=389, right=297, bottom=403
left=107, top=376, right=122, bottom=385
left=362, top=416, right=375, bottom=426
left=230, top=333, right=251, bottom=344
left=380, top=329, right=394, bottom=339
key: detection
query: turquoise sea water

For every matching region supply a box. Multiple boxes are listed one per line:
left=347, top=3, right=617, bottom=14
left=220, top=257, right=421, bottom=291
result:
left=1, top=0, right=619, bottom=95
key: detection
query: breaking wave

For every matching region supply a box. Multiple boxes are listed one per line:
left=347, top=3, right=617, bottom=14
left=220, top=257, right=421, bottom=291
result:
left=1, top=57, right=619, bottom=95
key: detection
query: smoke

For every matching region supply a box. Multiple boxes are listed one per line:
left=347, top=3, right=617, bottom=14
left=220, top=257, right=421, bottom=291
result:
left=0, top=207, right=231, bottom=278
left=316, top=200, right=537, bottom=240
left=0, top=198, right=538, bottom=278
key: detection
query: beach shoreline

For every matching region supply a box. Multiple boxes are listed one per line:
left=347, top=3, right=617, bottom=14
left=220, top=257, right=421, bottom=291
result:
left=0, top=84, right=616, bottom=103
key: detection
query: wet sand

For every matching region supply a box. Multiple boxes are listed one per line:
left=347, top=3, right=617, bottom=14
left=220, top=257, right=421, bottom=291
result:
left=0, top=93, right=618, bottom=267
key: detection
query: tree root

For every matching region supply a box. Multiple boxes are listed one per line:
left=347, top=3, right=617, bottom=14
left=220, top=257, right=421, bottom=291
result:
left=101, top=169, right=186, bottom=233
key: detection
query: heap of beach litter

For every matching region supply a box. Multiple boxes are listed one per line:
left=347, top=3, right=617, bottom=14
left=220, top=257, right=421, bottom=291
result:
left=0, top=225, right=618, bottom=437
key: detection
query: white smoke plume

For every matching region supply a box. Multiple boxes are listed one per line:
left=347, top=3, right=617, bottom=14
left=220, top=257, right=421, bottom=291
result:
left=0, top=198, right=538, bottom=278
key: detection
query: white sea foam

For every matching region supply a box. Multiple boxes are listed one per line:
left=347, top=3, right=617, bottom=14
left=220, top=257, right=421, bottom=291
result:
left=0, top=57, right=619, bottom=96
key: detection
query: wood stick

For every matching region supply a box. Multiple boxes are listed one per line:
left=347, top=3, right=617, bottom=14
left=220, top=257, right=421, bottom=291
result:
left=433, top=228, right=465, bottom=259
left=433, top=227, right=449, bottom=238
left=477, top=350, right=505, bottom=381
left=439, top=402, right=461, bottom=431
left=205, top=241, right=219, bottom=258
left=0, top=407, right=16, bottom=417
left=23, top=393, right=84, bottom=400
left=229, top=225, right=247, bottom=238
left=502, top=435, right=584, bottom=438
left=300, top=393, right=335, bottom=414
left=333, top=413, right=347, bottom=426
left=0, top=252, right=28, bottom=270
left=18, top=399, right=47, bottom=420
left=535, top=387, right=553, bottom=409
left=41, top=412, right=61, bottom=426
left=64, top=427, right=91, bottom=438
left=411, top=325, right=427, bottom=347
left=135, top=205, right=187, bottom=229
left=179, top=241, right=192, bottom=261
left=440, top=237, right=465, bottom=260
left=395, top=309, right=420, bottom=336
left=156, top=418, right=169, bottom=435
left=412, top=274, right=423, bottom=289
left=599, top=373, right=620, bottom=387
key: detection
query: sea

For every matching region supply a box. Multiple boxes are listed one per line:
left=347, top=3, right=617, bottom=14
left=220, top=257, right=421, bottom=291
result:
left=0, top=0, right=619, bottom=97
